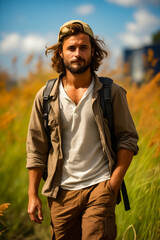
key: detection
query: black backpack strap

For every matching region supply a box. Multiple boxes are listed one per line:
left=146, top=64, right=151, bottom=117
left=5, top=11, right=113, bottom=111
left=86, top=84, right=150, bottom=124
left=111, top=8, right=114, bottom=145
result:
left=42, top=78, right=57, bottom=181
left=121, top=181, right=130, bottom=211
left=43, top=78, right=57, bottom=136
left=99, top=77, right=116, bottom=152
left=99, top=77, right=130, bottom=211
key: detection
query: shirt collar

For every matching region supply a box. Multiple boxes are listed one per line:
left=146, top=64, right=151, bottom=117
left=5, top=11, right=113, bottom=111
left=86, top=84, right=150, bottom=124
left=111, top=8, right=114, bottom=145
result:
left=49, top=72, right=102, bottom=98
left=93, top=72, right=103, bottom=94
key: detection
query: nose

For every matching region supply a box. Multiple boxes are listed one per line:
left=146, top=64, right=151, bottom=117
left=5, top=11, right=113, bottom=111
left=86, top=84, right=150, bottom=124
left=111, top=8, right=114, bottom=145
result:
left=75, top=48, right=81, bottom=57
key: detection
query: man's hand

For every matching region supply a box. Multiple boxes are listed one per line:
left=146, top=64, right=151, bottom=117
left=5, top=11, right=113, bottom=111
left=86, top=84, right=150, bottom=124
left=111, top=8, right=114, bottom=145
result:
left=28, top=195, right=43, bottom=224
left=27, top=168, right=43, bottom=224
left=109, top=148, right=134, bottom=195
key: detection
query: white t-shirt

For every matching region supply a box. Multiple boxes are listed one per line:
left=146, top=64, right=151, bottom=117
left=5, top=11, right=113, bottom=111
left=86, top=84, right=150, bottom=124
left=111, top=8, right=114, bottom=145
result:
left=59, top=78, right=110, bottom=190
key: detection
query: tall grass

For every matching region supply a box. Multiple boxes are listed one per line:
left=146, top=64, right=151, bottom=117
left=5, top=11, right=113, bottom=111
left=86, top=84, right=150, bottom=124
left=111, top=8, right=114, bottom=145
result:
left=0, top=68, right=160, bottom=239
left=116, top=73, right=160, bottom=240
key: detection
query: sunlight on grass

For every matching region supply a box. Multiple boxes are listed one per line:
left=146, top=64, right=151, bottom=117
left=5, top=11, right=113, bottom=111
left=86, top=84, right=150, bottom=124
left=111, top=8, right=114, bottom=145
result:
left=0, top=63, right=160, bottom=239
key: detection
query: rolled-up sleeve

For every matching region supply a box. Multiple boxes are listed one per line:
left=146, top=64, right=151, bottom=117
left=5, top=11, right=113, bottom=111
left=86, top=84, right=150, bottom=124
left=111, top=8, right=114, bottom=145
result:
left=112, top=84, right=139, bottom=155
left=26, top=86, right=50, bottom=169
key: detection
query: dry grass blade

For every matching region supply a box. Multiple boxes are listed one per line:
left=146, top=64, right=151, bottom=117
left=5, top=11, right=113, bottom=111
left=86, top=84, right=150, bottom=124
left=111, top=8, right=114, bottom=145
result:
left=0, top=203, right=10, bottom=216
left=122, top=224, right=137, bottom=240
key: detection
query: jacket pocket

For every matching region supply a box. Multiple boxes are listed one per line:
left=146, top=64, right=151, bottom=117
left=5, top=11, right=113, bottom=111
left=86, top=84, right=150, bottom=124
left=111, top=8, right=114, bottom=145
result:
left=48, top=115, right=59, bottom=143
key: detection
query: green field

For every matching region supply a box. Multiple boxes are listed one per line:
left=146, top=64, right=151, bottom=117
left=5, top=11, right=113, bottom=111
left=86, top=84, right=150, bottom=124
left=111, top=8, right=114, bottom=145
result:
left=0, top=71, right=160, bottom=240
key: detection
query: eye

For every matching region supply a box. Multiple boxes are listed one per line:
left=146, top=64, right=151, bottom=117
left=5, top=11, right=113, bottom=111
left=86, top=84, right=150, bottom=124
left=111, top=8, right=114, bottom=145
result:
left=67, top=46, right=75, bottom=51
left=80, top=45, right=88, bottom=50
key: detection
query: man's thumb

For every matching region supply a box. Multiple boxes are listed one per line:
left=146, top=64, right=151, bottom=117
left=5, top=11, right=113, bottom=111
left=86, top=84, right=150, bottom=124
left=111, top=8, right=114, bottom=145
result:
left=38, top=205, right=43, bottom=220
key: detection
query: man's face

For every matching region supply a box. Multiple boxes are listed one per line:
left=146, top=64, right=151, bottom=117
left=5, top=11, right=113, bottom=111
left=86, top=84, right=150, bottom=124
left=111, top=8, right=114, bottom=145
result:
left=59, top=33, right=94, bottom=74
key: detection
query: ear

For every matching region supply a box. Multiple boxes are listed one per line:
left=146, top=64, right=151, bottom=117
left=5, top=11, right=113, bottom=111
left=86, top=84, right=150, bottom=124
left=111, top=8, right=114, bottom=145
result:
left=59, top=48, right=63, bottom=59
left=91, top=47, right=94, bottom=56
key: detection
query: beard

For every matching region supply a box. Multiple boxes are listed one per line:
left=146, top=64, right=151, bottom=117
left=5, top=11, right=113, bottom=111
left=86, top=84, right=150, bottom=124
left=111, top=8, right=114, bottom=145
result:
left=63, top=57, right=92, bottom=74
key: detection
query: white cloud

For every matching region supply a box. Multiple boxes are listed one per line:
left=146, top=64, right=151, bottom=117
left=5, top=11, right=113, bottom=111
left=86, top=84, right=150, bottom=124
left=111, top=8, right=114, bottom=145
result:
left=126, top=9, right=159, bottom=33
left=0, top=33, right=21, bottom=52
left=0, top=33, right=56, bottom=53
left=22, top=35, right=46, bottom=52
left=75, top=4, right=95, bottom=15
left=118, top=9, right=160, bottom=48
left=106, top=0, right=160, bottom=7
left=106, top=0, right=137, bottom=7
left=118, top=32, right=151, bottom=47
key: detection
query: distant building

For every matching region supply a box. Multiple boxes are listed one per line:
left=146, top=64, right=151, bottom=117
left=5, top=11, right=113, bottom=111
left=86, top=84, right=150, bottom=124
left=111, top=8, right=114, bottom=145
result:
left=123, top=43, right=160, bottom=84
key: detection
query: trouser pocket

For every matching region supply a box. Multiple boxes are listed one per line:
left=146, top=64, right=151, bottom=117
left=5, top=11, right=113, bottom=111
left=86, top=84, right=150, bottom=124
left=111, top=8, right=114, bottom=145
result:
left=105, top=213, right=117, bottom=240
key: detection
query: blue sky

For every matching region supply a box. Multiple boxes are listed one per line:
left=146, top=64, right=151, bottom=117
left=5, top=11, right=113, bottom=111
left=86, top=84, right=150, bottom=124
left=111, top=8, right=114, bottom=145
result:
left=0, top=0, right=160, bottom=78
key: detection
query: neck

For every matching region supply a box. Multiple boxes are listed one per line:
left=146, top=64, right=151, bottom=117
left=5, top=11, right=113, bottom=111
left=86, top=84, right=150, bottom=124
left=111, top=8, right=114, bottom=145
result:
left=63, top=68, right=93, bottom=89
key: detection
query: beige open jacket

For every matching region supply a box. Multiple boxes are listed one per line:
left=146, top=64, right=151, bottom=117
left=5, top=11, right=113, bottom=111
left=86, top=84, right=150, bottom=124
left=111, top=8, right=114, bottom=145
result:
left=26, top=74, right=139, bottom=198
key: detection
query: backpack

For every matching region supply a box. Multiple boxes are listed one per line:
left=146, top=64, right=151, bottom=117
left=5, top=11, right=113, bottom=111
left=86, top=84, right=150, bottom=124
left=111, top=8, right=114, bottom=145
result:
left=43, top=77, right=130, bottom=211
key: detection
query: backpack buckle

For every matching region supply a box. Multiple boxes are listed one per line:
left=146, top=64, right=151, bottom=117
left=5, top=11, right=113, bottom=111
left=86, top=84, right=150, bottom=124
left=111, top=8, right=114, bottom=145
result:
left=43, top=96, right=50, bottom=101
left=43, top=113, right=48, bottom=119
left=104, top=96, right=111, bottom=102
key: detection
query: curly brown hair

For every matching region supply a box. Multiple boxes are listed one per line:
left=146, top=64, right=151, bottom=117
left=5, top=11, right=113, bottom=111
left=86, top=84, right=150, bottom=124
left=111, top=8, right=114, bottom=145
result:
left=45, top=23, right=108, bottom=74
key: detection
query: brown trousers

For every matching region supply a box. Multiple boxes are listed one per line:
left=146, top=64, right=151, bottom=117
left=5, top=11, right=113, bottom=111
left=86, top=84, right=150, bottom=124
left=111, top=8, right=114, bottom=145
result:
left=48, top=180, right=117, bottom=240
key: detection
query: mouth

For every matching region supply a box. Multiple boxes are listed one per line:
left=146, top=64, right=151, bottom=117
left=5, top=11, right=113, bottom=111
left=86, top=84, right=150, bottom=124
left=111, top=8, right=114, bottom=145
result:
left=71, top=58, right=85, bottom=64
left=72, top=60, right=85, bottom=64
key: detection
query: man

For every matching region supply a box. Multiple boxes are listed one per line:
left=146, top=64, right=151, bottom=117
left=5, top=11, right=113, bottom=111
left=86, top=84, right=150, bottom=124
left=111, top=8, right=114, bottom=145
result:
left=26, top=20, right=139, bottom=240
